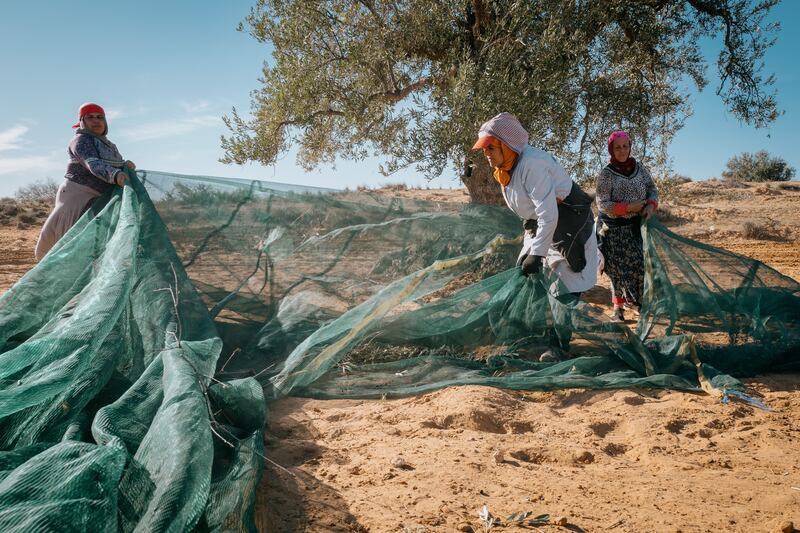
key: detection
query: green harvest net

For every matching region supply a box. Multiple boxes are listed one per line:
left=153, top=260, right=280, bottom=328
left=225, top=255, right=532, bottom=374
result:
left=0, top=169, right=798, bottom=531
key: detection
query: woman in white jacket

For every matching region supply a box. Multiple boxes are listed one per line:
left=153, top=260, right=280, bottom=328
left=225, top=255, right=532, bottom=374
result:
left=473, top=112, right=597, bottom=360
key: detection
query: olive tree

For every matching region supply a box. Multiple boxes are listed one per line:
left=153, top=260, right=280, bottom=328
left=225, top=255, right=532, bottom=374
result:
left=222, top=0, right=781, bottom=203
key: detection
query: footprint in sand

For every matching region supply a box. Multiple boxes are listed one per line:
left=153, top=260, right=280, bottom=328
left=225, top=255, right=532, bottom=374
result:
left=622, top=395, right=646, bottom=406
left=421, top=410, right=506, bottom=434
left=589, top=420, right=617, bottom=438
left=602, top=442, right=629, bottom=456
left=665, top=418, right=691, bottom=434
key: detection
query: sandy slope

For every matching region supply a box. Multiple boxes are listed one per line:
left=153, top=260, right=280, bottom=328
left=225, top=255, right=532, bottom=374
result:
left=1, top=181, right=799, bottom=532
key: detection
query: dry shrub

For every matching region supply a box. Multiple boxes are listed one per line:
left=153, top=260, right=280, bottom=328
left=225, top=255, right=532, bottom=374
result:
left=0, top=200, right=19, bottom=218
left=17, top=213, right=37, bottom=225
left=0, top=199, right=21, bottom=227
left=776, top=182, right=800, bottom=192
left=15, top=179, right=59, bottom=202
left=383, top=182, right=408, bottom=191
left=655, top=204, right=692, bottom=226
left=0, top=198, right=50, bottom=228
left=652, top=173, right=692, bottom=201
left=741, top=220, right=790, bottom=241
left=753, top=184, right=782, bottom=196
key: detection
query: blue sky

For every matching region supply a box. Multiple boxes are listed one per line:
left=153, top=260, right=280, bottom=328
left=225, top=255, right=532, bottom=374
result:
left=0, top=1, right=797, bottom=197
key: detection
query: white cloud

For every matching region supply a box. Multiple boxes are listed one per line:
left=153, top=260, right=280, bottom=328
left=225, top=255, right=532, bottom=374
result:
left=0, top=125, right=30, bottom=151
left=105, top=107, right=125, bottom=120
left=179, top=100, right=211, bottom=114
left=122, top=115, right=222, bottom=142
left=0, top=155, right=55, bottom=175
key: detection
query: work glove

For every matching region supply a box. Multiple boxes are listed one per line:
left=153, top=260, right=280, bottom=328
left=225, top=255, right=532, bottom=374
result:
left=520, top=254, right=543, bottom=276
left=522, top=218, right=538, bottom=238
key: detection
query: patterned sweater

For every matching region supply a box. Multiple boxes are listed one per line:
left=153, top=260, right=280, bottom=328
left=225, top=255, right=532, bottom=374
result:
left=65, top=131, right=125, bottom=193
left=595, top=161, right=658, bottom=218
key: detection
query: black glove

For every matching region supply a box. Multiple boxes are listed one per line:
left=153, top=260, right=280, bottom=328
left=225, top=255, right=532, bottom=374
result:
left=520, top=254, right=543, bottom=276
left=522, top=218, right=538, bottom=238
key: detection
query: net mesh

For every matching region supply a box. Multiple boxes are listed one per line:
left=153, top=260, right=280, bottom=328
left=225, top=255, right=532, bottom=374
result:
left=0, top=170, right=797, bottom=531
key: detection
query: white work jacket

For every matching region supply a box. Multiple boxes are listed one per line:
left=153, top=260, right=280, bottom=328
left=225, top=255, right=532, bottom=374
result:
left=502, top=146, right=598, bottom=295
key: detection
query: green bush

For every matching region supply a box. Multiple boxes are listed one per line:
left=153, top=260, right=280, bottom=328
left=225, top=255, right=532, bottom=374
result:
left=722, top=150, right=795, bottom=182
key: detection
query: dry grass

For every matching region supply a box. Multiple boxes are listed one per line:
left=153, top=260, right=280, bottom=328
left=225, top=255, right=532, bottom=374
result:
left=14, top=179, right=59, bottom=202
left=776, top=181, right=800, bottom=192
left=0, top=199, right=50, bottom=229
left=654, top=205, right=690, bottom=225
left=357, top=182, right=413, bottom=192
left=741, top=220, right=791, bottom=241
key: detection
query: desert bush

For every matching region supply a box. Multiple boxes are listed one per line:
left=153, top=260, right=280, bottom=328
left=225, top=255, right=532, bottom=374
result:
left=741, top=220, right=790, bottom=241
left=654, top=205, right=689, bottom=226
left=0, top=199, right=21, bottom=227
left=163, top=183, right=252, bottom=207
left=17, top=213, right=37, bottom=225
left=0, top=200, right=19, bottom=218
left=654, top=173, right=691, bottom=200
left=722, top=150, right=795, bottom=182
left=15, top=179, right=59, bottom=202
left=383, top=182, right=408, bottom=191
left=776, top=182, right=800, bottom=192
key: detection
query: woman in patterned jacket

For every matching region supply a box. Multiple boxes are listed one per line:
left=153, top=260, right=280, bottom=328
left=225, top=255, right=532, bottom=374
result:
left=35, top=103, right=136, bottom=260
left=595, top=130, right=658, bottom=322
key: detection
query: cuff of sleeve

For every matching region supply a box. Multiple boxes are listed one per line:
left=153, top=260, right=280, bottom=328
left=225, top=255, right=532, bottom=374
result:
left=646, top=199, right=659, bottom=209
left=612, top=203, right=628, bottom=216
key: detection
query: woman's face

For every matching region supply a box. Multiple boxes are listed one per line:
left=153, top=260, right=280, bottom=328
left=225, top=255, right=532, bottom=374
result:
left=483, top=142, right=505, bottom=168
left=83, top=113, right=106, bottom=136
left=611, top=137, right=631, bottom=162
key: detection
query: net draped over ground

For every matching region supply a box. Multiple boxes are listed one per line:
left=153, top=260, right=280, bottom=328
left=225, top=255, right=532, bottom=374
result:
left=0, top=170, right=797, bottom=531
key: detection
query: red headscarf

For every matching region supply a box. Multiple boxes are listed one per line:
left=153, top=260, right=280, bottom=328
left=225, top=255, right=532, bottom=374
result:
left=72, top=103, right=106, bottom=128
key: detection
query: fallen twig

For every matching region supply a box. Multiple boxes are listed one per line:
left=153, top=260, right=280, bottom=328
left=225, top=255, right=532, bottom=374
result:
left=219, top=347, right=241, bottom=373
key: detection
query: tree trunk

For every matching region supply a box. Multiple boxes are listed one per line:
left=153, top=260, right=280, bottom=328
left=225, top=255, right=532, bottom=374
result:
left=460, top=156, right=505, bottom=205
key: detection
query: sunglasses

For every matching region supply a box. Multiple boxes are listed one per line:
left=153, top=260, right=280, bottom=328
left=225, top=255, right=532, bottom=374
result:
left=84, top=114, right=106, bottom=120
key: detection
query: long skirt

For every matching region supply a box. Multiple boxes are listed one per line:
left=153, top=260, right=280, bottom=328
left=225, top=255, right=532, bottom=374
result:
left=598, top=221, right=644, bottom=307
left=35, top=179, right=101, bottom=261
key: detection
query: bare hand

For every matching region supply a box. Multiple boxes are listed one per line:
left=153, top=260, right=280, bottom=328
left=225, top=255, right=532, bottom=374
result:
left=642, top=203, right=656, bottom=219
left=628, top=200, right=646, bottom=213
left=115, top=171, right=128, bottom=187
left=125, top=160, right=136, bottom=170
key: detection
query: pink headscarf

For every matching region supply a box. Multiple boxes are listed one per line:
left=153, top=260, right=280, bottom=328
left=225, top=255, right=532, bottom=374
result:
left=607, top=130, right=636, bottom=176
left=607, top=131, right=630, bottom=159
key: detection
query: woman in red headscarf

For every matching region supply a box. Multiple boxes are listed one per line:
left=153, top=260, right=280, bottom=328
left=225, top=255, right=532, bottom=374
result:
left=35, top=103, right=136, bottom=260
left=595, top=131, right=658, bottom=322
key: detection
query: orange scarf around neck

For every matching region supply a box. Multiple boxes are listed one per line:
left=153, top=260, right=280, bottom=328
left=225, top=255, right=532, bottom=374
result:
left=493, top=142, right=518, bottom=187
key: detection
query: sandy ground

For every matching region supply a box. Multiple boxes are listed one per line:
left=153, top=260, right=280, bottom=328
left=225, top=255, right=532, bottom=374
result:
left=257, top=382, right=800, bottom=533
left=2, top=181, right=799, bottom=532
left=0, top=226, right=38, bottom=295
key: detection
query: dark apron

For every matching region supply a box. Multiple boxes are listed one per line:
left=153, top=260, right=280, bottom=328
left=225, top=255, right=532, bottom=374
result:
left=596, top=212, right=643, bottom=267
left=524, top=182, right=594, bottom=272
